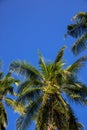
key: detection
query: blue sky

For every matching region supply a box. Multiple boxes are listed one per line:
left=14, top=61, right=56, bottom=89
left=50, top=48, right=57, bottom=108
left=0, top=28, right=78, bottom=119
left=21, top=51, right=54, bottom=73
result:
left=0, top=0, right=87, bottom=129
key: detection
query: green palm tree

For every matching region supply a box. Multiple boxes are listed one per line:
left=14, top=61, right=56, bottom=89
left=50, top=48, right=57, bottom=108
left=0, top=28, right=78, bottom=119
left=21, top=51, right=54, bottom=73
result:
left=10, top=47, right=87, bottom=130
left=0, top=61, right=25, bottom=130
left=66, top=12, right=87, bottom=55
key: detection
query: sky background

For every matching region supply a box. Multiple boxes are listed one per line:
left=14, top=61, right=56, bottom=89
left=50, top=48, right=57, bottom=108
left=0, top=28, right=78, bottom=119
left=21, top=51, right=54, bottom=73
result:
left=0, top=0, right=87, bottom=130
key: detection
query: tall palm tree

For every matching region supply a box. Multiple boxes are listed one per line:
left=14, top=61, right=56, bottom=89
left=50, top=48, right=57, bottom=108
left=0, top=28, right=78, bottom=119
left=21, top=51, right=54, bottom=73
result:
left=66, top=12, right=87, bottom=55
left=10, top=47, right=87, bottom=130
left=0, top=61, right=25, bottom=130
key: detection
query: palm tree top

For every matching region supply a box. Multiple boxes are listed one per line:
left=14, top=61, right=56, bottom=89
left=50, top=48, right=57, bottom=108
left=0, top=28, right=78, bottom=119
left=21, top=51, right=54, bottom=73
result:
left=9, top=47, right=87, bottom=130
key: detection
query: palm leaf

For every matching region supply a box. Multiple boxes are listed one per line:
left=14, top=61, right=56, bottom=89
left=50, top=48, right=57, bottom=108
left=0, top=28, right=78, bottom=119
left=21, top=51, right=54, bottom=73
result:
left=17, top=79, right=43, bottom=93
left=38, top=51, right=49, bottom=79
left=17, top=87, right=42, bottom=104
left=66, top=12, right=87, bottom=54
left=71, top=34, right=87, bottom=55
left=54, top=46, right=66, bottom=63
left=16, top=96, right=42, bottom=130
left=4, top=97, right=26, bottom=115
left=66, top=55, right=87, bottom=72
left=10, top=61, right=42, bottom=79
left=63, top=82, right=87, bottom=105
left=67, top=24, right=87, bottom=38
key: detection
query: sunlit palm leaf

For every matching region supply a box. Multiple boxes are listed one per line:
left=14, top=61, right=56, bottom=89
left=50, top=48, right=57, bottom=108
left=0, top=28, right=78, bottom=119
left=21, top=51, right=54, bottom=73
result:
left=4, top=98, right=25, bottom=115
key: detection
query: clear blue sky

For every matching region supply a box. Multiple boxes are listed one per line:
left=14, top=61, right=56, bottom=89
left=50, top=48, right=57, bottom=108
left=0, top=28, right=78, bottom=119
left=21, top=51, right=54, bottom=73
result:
left=0, top=0, right=87, bottom=130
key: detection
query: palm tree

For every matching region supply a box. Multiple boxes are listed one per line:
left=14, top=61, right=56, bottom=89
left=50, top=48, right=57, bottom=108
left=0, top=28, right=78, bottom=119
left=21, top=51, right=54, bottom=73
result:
left=66, top=12, right=87, bottom=55
left=9, top=47, right=87, bottom=130
left=0, top=61, right=25, bottom=130
left=0, top=70, right=17, bottom=130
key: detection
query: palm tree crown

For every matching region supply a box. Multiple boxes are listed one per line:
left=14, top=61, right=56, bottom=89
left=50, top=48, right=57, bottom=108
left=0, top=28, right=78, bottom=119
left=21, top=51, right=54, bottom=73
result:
left=10, top=47, right=87, bottom=130
left=67, top=12, right=87, bottom=55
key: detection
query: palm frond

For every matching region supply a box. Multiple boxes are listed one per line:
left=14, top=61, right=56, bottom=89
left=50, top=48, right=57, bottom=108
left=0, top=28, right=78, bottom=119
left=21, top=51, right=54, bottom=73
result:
left=16, top=96, right=42, bottom=130
left=67, top=12, right=87, bottom=38
left=4, top=98, right=25, bottom=115
left=66, top=55, right=87, bottom=73
left=54, top=46, right=66, bottom=63
left=66, top=12, right=87, bottom=54
left=72, top=12, right=87, bottom=22
left=63, top=82, right=87, bottom=105
left=67, top=24, right=87, bottom=38
left=10, top=61, right=42, bottom=79
left=17, top=87, right=42, bottom=104
left=71, top=34, right=87, bottom=55
left=38, top=51, right=49, bottom=79
left=17, top=79, right=43, bottom=93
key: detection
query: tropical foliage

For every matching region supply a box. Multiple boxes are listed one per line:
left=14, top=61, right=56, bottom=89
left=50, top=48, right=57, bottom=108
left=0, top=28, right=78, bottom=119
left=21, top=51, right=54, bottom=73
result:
left=0, top=61, right=25, bottom=130
left=9, top=47, right=87, bottom=130
left=66, top=12, right=87, bottom=55
left=0, top=61, right=18, bottom=130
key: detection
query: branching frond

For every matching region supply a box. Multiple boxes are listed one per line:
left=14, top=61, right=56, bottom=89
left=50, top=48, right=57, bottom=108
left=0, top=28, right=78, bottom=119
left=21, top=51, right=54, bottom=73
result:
left=17, top=87, right=42, bottom=104
left=17, top=79, right=43, bottom=93
left=63, top=82, right=87, bottom=105
left=66, top=55, right=87, bottom=73
left=71, top=34, right=87, bottom=55
left=4, top=98, right=25, bottom=115
left=72, top=12, right=87, bottom=22
left=67, top=24, right=87, bottom=38
left=10, top=61, right=42, bottom=79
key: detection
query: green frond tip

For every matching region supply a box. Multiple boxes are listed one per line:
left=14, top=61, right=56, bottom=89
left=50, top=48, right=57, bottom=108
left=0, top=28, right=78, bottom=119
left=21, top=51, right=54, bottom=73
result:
left=37, top=50, right=42, bottom=57
left=72, top=12, right=87, bottom=20
left=54, top=46, right=66, bottom=63
left=37, top=50, right=45, bottom=64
